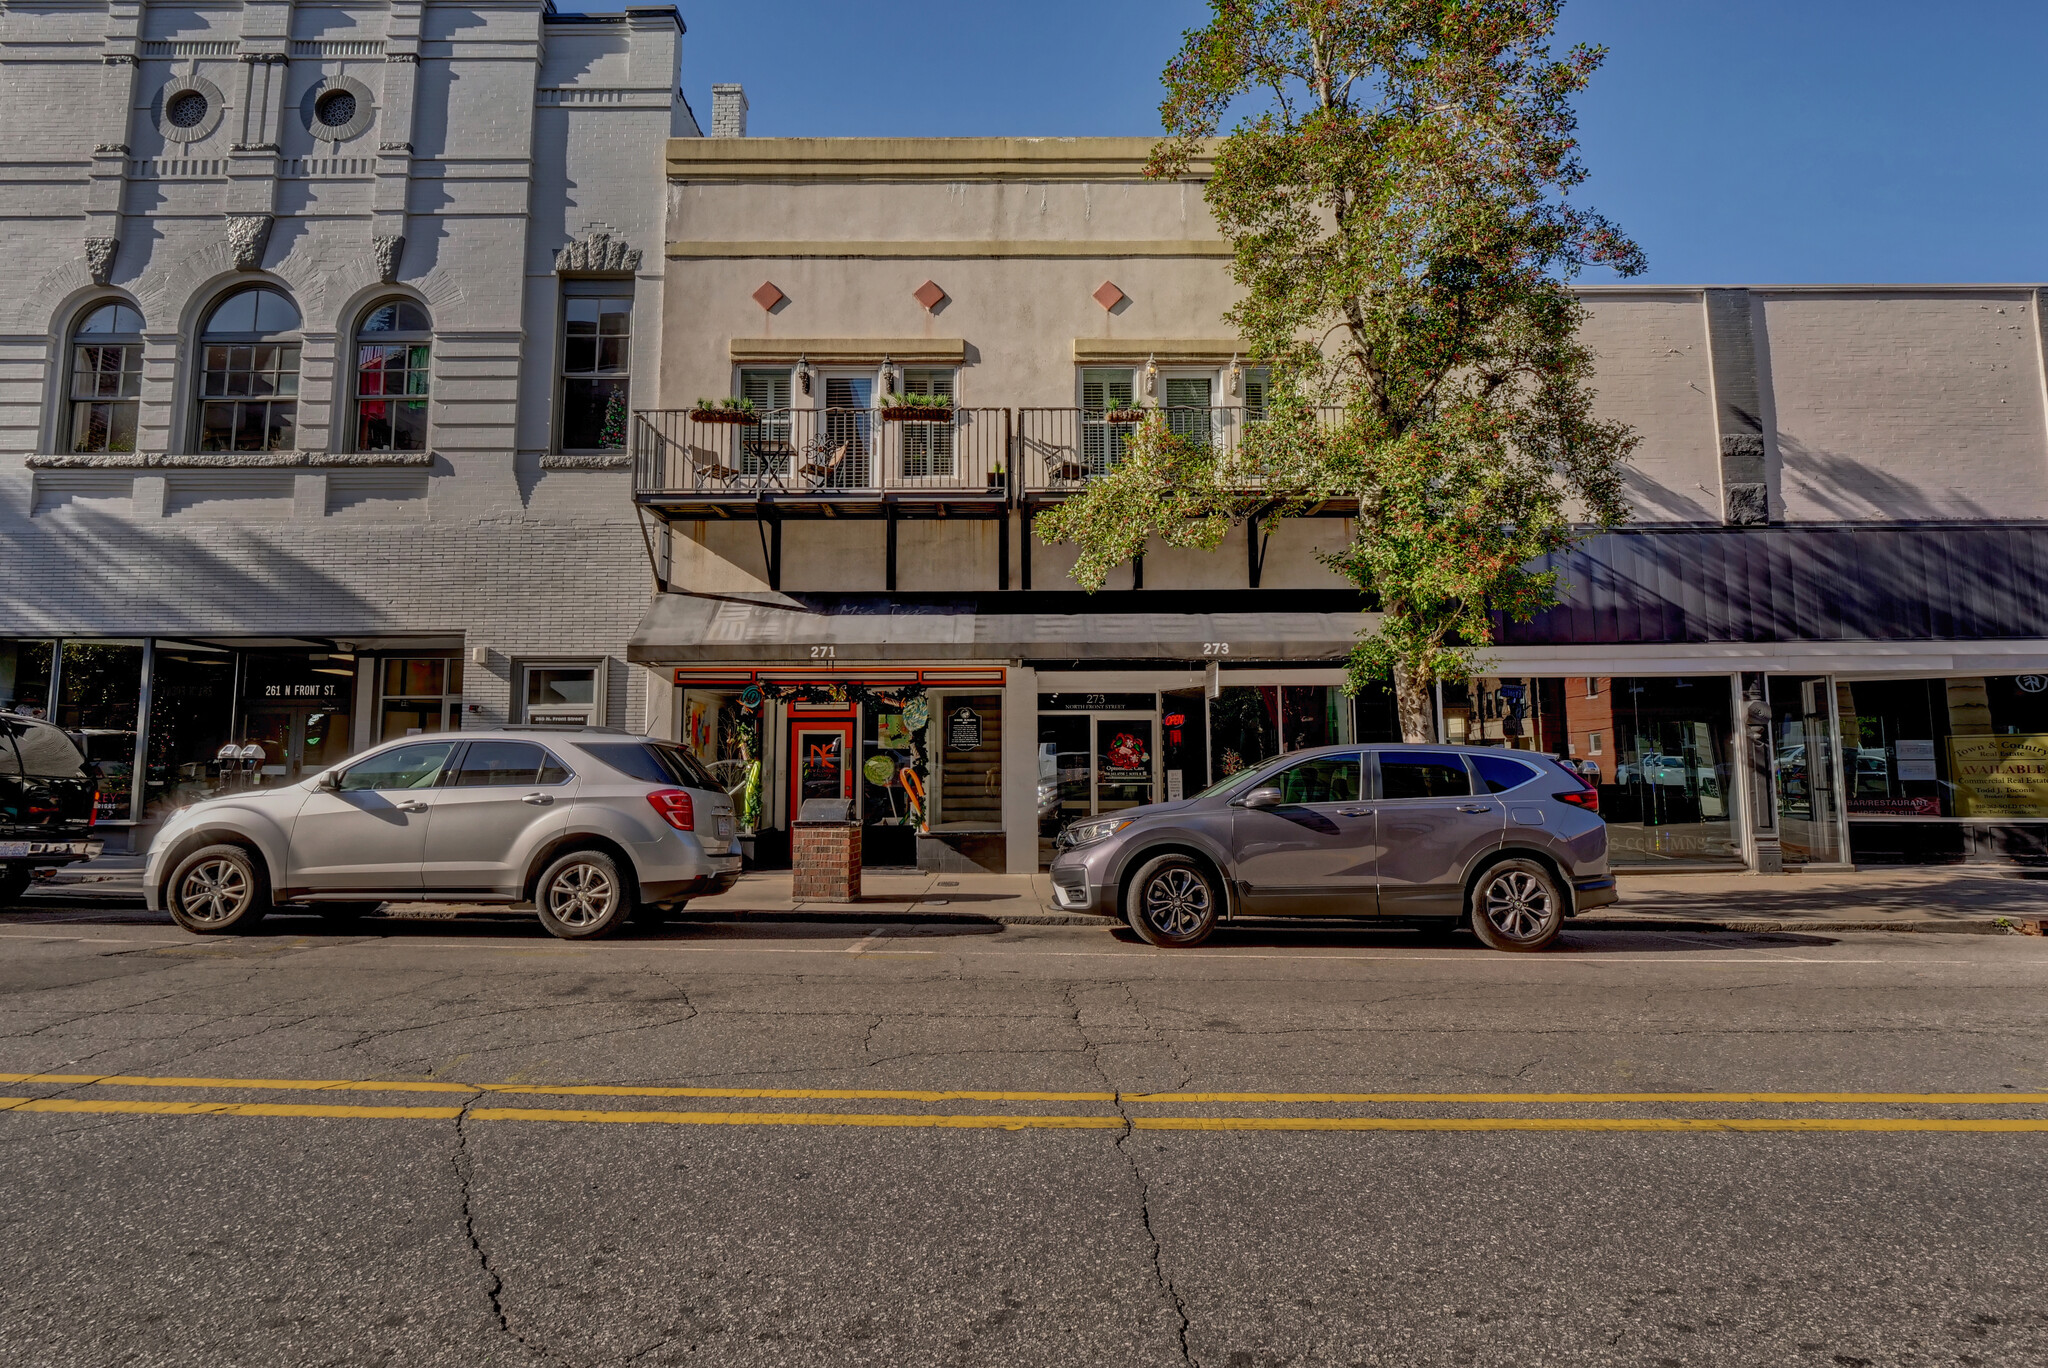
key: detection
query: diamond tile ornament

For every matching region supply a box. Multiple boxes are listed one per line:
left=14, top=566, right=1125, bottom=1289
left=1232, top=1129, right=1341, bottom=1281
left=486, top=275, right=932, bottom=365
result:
left=1093, top=280, right=1126, bottom=311
left=912, top=279, right=946, bottom=311
left=752, top=281, right=785, bottom=311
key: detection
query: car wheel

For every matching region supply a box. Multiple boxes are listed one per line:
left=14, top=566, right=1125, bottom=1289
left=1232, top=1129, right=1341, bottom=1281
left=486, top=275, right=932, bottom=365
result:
left=534, top=850, right=635, bottom=940
left=1469, top=858, right=1565, bottom=952
left=1124, top=854, right=1220, bottom=948
left=166, top=844, right=270, bottom=935
left=0, top=865, right=31, bottom=909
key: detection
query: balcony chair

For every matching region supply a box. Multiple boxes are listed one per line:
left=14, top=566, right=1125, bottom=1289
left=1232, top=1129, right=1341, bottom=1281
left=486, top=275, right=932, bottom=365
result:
left=798, top=440, right=850, bottom=488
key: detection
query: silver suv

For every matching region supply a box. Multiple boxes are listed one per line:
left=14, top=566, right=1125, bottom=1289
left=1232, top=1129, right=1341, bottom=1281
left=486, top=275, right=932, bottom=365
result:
left=1048, top=744, right=1615, bottom=952
left=146, top=728, right=739, bottom=939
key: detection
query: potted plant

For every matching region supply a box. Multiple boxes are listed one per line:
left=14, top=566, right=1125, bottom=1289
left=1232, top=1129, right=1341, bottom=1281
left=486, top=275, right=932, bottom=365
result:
left=690, top=396, right=761, bottom=425
left=881, top=391, right=954, bottom=422
left=986, top=462, right=1007, bottom=492
left=1104, top=406, right=1147, bottom=425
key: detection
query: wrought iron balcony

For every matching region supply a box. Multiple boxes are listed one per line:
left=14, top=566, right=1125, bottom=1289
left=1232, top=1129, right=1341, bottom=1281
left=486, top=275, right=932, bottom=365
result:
left=633, top=407, right=1012, bottom=517
left=1013, top=405, right=1345, bottom=496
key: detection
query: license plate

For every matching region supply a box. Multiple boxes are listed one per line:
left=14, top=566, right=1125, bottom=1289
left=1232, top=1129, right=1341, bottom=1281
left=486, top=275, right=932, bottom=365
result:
left=0, top=842, right=29, bottom=859
left=716, top=816, right=733, bottom=840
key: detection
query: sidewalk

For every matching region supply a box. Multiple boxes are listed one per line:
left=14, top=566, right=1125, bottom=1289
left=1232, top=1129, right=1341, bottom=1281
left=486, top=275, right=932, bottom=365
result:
left=680, top=864, right=2046, bottom=934
left=25, top=852, right=2048, bottom=933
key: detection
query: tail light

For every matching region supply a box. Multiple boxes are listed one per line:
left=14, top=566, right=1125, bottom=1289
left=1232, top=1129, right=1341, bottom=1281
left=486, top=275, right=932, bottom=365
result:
left=88, top=789, right=100, bottom=827
left=1555, top=788, right=1599, bottom=814
left=646, top=788, right=695, bottom=831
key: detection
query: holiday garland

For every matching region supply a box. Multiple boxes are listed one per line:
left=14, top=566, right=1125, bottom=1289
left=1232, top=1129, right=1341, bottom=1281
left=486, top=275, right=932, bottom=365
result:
left=735, top=682, right=933, bottom=829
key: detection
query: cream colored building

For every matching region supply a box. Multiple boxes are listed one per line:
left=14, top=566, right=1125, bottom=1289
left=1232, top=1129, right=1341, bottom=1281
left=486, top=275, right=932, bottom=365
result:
left=631, top=136, right=2048, bottom=876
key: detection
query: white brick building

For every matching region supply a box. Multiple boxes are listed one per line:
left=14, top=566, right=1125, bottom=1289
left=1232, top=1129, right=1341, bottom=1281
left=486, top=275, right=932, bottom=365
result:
left=0, top=0, right=703, bottom=848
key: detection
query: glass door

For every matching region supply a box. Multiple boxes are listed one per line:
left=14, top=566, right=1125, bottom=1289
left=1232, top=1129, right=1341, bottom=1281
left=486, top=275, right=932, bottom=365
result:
left=821, top=376, right=873, bottom=488
left=788, top=719, right=853, bottom=823
left=1769, top=674, right=1846, bottom=864
left=1094, top=715, right=1157, bottom=814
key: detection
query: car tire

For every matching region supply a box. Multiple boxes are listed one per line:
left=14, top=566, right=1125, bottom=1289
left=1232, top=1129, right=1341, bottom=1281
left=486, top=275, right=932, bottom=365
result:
left=1124, top=854, right=1220, bottom=949
left=166, top=844, right=271, bottom=935
left=1468, top=857, right=1565, bottom=952
left=533, top=850, right=635, bottom=940
left=0, top=865, right=31, bottom=909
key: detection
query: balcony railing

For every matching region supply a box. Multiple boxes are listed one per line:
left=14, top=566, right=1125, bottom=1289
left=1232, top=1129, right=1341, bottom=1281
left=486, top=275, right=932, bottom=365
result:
left=634, top=407, right=1012, bottom=501
left=1014, top=406, right=1345, bottom=492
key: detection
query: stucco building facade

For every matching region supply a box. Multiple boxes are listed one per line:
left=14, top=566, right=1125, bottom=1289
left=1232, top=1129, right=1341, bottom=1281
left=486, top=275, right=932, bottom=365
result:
left=629, top=136, right=2048, bottom=876
left=0, top=0, right=702, bottom=847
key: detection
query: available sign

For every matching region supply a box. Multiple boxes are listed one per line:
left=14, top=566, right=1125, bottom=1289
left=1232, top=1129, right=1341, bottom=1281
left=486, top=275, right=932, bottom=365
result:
left=1948, top=733, right=2048, bottom=817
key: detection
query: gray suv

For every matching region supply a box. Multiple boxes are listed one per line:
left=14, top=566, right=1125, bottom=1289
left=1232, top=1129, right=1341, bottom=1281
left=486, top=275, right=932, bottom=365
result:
left=1048, top=744, right=1615, bottom=951
left=145, top=728, right=739, bottom=940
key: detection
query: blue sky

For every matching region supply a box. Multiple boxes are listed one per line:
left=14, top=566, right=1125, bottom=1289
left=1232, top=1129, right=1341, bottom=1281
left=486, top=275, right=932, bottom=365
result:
left=629, top=0, right=2047, bottom=285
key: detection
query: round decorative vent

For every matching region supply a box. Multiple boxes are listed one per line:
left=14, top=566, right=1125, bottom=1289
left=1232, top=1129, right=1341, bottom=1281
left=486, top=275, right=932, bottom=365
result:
left=314, top=89, right=357, bottom=128
left=166, top=90, right=209, bottom=128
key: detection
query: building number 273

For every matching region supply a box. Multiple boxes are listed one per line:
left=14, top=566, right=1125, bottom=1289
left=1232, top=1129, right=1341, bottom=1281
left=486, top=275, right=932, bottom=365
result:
left=1202, top=642, right=1230, bottom=655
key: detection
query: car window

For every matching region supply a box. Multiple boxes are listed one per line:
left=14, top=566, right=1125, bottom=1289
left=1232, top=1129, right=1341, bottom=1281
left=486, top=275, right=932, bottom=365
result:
left=0, top=724, right=21, bottom=780
left=450, top=741, right=553, bottom=788
left=1270, top=754, right=1361, bottom=805
left=338, top=741, right=455, bottom=792
left=1377, top=751, right=1473, bottom=800
left=581, top=740, right=718, bottom=790
left=1472, top=752, right=1541, bottom=795
left=1192, top=754, right=1290, bottom=801
left=538, top=750, right=571, bottom=784
left=9, top=721, right=87, bottom=779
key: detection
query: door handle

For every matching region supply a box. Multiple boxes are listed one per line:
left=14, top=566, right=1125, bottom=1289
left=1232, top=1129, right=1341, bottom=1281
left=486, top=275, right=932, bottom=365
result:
left=396, top=800, right=429, bottom=813
left=1457, top=804, right=1494, bottom=814
left=1335, top=808, right=1374, bottom=817
left=521, top=793, right=554, bottom=806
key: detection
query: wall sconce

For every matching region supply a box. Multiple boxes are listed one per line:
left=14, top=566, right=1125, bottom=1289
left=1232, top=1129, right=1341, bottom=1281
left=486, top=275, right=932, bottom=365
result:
left=1227, top=354, right=1241, bottom=398
left=795, top=354, right=812, bottom=397
left=880, top=354, right=898, bottom=394
left=1144, top=353, right=1158, bottom=398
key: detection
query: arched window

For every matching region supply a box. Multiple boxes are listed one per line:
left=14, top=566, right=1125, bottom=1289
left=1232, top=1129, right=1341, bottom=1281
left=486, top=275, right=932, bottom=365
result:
left=67, top=301, right=145, bottom=453
left=197, top=286, right=301, bottom=452
left=351, top=298, right=431, bottom=452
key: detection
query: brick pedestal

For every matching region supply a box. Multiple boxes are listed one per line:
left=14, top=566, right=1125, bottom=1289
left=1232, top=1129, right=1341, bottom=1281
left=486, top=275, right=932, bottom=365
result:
left=792, top=821, right=861, bottom=901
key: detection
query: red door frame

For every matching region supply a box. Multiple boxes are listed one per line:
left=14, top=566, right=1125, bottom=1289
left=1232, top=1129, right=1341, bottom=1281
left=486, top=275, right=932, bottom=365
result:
left=788, top=716, right=856, bottom=824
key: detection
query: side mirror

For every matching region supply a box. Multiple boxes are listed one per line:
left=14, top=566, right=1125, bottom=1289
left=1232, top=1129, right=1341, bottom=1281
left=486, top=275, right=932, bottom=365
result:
left=317, top=769, right=343, bottom=791
left=1235, top=786, right=1285, bottom=810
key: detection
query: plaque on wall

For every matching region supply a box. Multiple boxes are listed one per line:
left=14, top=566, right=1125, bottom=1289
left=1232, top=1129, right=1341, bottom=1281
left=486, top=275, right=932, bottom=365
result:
left=948, top=706, right=982, bottom=752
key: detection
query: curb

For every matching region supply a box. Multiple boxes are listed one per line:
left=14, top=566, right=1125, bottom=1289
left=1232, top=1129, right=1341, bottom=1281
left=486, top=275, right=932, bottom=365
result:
left=1568, top=917, right=2008, bottom=936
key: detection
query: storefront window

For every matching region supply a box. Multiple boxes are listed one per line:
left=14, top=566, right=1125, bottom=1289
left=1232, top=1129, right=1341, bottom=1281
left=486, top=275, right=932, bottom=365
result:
left=1839, top=675, right=2048, bottom=819
left=1445, top=677, right=1563, bottom=752
left=380, top=656, right=462, bottom=738
left=1209, top=686, right=1278, bottom=779
left=145, top=643, right=236, bottom=817
left=56, top=640, right=144, bottom=820
left=932, top=695, right=1001, bottom=828
left=1160, top=688, right=1207, bottom=803
left=1038, top=714, right=1090, bottom=861
left=526, top=665, right=598, bottom=726
left=0, top=639, right=55, bottom=718
left=1568, top=676, right=1738, bottom=864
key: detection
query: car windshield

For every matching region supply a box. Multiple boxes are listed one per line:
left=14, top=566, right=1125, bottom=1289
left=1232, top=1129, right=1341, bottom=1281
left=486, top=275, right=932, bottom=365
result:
left=1190, top=754, right=1291, bottom=801
left=581, top=740, right=721, bottom=791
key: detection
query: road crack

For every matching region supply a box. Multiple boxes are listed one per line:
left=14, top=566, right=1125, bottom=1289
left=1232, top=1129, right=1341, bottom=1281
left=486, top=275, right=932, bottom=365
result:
left=1065, top=981, right=1196, bottom=1366
left=453, top=1096, right=560, bottom=1366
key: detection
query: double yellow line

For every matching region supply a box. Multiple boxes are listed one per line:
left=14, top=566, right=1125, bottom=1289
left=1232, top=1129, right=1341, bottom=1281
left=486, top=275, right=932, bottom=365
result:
left=2, top=1072, right=2044, bottom=1133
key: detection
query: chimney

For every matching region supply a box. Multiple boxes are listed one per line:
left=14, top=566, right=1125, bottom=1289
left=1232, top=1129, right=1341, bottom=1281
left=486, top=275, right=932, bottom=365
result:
left=711, top=84, right=748, bottom=138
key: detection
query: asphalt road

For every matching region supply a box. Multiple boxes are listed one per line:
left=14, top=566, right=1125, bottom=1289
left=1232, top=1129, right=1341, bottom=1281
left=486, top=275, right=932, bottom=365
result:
left=3, top=897, right=2046, bottom=1367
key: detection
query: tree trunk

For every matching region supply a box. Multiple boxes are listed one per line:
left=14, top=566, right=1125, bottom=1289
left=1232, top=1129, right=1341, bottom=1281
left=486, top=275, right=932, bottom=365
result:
left=1391, top=663, right=1436, bottom=743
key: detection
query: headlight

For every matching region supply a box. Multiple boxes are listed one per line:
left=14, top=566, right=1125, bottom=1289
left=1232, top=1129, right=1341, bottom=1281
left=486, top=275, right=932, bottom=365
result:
left=1058, top=817, right=1132, bottom=850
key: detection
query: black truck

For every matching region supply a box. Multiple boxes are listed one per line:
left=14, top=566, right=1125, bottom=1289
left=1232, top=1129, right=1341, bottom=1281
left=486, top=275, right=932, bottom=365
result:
left=1, top=713, right=99, bottom=907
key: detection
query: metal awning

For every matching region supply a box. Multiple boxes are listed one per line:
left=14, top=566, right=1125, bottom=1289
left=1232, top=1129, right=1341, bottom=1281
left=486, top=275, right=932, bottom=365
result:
left=627, top=591, right=1376, bottom=664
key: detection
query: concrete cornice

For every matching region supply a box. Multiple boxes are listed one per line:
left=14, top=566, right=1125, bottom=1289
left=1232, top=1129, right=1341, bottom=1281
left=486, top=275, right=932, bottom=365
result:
left=1073, top=339, right=1247, bottom=365
left=24, top=451, right=435, bottom=470
left=729, top=338, right=967, bottom=364
left=665, top=136, right=1213, bottom=182
left=667, top=240, right=1230, bottom=260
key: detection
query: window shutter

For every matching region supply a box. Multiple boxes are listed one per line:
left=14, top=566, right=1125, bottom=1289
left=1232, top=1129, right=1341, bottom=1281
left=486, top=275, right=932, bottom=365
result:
left=1164, top=377, right=1211, bottom=409
left=904, top=368, right=954, bottom=401
left=740, top=369, right=789, bottom=411
left=1243, top=369, right=1269, bottom=421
